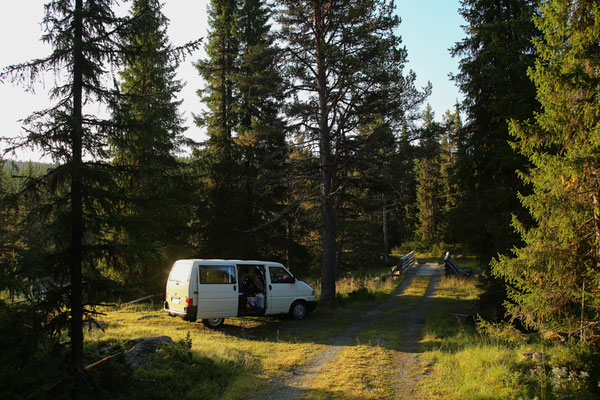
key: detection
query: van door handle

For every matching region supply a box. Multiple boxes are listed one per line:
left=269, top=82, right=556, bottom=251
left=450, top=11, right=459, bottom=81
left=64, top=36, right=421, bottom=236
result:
left=233, top=285, right=236, bottom=291
left=269, top=284, right=272, bottom=290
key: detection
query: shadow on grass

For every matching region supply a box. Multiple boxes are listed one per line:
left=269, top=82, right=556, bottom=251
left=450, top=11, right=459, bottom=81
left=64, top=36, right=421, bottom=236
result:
left=81, top=337, right=251, bottom=400
left=210, top=276, right=443, bottom=356
left=419, top=295, right=480, bottom=353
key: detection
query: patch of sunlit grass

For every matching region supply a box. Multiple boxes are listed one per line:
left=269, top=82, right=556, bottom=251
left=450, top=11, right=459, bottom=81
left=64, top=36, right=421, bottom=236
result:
left=433, top=276, right=480, bottom=301
left=419, top=344, right=524, bottom=400
left=307, top=344, right=398, bottom=400
left=86, top=305, right=327, bottom=399
left=417, top=276, right=598, bottom=399
left=85, top=272, right=405, bottom=399
left=305, top=274, right=402, bottom=304
left=402, top=276, right=431, bottom=297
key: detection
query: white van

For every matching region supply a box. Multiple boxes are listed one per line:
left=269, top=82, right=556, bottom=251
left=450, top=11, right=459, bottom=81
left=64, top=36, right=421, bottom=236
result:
left=163, top=260, right=317, bottom=328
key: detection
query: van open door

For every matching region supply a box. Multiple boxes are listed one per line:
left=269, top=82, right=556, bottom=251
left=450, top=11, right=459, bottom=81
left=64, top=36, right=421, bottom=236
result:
left=196, top=264, right=238, bottom=318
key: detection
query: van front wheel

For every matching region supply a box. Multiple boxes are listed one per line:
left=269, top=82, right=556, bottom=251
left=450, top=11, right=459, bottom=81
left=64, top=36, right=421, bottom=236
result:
left=290, top=302, right=307, bottom=320
left=202, top=318, right=224, bottom=328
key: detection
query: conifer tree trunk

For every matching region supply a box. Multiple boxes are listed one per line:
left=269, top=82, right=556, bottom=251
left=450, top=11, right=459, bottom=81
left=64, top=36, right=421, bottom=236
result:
left=315, top=1, right=336, bottom=307
left=70, top=0, right=85, bottom=396
left=383, top=196, right=390, bottom=264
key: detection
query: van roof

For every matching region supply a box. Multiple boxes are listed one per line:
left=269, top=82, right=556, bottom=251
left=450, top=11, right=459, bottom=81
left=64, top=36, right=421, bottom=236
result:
left=175, top=259, right=284, bottom=266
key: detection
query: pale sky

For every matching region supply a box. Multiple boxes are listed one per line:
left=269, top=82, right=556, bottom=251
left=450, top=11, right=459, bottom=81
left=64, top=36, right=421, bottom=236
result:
left=0, top=0, right=463, bottom=161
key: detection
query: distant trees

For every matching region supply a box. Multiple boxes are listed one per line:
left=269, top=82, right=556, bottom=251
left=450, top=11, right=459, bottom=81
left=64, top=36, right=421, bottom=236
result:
left=449, top=0, right=539, bottom=261
left=415, top=106, right=445, bottom=248
left=492, top=0, right=600, bottom=342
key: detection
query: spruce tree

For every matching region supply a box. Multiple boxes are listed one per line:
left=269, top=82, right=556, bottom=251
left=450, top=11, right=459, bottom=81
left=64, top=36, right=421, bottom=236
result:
left=194, top=0, right=286, bottom=259
left=492, top=0, right=600, bottom=341
left=109, top=0, right=192, bottom=284
left=234, top=0, right=287, bottom=258
left=1, top=1, right=136, bottom=395
left=450, top=0, right=539, bottom=261
left=193, top=0, right=241, bottom=257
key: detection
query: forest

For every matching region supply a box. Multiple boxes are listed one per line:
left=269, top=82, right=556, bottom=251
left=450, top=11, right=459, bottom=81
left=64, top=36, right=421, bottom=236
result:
left=1, top=0, right=599, bottom=399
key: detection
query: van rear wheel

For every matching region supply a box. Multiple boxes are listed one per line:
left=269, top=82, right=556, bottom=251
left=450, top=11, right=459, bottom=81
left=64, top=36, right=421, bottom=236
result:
left=290, top=301, right=307, bottom=320
left=202, top=318, right=224, bottom=328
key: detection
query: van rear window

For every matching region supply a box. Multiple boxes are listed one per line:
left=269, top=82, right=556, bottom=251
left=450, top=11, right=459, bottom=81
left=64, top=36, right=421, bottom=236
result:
left=199, top=265, right=236, bottom=284
left=169, top=262, right=192, bottom=283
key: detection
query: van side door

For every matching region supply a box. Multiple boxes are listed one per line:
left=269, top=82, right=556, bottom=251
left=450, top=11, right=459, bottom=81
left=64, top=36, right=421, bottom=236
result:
left=196, top=264, right=238, bottom=318
left=266, top=265, right=296, bottom=314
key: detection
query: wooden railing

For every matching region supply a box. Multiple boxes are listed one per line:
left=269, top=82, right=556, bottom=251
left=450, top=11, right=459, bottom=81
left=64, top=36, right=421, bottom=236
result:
left=389, top=251, right=415, bottom=276
left=443, top=252, right=473, bottom=277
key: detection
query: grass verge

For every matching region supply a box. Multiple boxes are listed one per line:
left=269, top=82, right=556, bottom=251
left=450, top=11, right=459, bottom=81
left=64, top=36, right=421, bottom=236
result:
left=417, top=276, right=600, bottom=400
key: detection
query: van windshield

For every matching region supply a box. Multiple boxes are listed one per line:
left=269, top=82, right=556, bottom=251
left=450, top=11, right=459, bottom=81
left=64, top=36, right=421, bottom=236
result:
left=168, top=262, right=191, bottom=283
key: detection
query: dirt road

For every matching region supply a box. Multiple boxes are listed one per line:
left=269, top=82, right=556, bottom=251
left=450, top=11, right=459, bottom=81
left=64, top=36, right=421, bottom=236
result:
left=247, top=263, right=443, bottom=400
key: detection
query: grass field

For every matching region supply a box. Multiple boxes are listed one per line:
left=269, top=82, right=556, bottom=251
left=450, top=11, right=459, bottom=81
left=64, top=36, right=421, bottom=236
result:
left=80, top=273, right=402, bottom=400
left=46, top=267, right=600, bottom=400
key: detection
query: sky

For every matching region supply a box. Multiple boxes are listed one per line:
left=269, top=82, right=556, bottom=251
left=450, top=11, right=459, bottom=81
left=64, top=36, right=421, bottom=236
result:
left=0, top=0, right=464, bottom=161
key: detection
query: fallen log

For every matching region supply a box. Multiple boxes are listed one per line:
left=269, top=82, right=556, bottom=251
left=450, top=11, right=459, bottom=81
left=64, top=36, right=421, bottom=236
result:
left=124, top=293, right=164, bottom=305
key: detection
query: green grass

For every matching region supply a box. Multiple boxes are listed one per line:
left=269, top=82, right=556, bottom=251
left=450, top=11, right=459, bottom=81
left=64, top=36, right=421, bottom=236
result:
left=75, top=274, right=405, bottom=400
left=31, top=271, right=600, bottom=399
left=417, top=276, right=600, bottom=400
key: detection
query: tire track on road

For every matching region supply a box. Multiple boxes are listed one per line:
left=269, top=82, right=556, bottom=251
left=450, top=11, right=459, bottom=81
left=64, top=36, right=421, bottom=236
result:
left=247, top=264, right=442, bottom=400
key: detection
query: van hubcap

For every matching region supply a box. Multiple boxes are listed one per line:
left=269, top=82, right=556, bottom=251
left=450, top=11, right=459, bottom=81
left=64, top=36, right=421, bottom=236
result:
left=293, top=304, right=306, bottom=319
left=207, top=318, right=223, bottom=326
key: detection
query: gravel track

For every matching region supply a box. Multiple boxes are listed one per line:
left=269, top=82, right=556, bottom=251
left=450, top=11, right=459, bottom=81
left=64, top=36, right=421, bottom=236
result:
left=247, top=264, right=442, bottom=400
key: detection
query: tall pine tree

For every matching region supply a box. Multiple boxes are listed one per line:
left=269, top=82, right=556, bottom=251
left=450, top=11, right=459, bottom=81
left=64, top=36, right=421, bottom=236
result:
left=0, top=1, right=154, bottom=395
left=1, top=0, right=122, bottom=398
left=277, top=0, right=426, bottom=305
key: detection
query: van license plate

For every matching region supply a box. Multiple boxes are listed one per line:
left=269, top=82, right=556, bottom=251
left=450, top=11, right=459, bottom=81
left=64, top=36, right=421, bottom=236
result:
left=172, top=298, right=180, bottom=304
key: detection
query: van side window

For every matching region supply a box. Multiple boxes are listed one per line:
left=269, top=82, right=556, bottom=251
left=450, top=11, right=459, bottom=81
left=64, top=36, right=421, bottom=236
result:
left=199, top=265, right=237, bottom=284
left=269, top=267, right=293, bottom=284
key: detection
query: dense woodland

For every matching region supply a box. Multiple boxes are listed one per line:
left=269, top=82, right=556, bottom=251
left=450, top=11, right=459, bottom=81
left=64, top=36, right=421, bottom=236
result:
left=0, top=0, right=599, bottom=398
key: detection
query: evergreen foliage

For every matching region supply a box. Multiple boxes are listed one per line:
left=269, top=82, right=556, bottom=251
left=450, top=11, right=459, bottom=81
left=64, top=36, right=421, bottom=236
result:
left=193, top=0, right=288, bottom=261
left=492, top=0, right=600, bottom=341
left=276, top=0, right=427, bottom=305
left=108, top=0, right=194, bottom=287
left=450, top=0, right=540, bottom=261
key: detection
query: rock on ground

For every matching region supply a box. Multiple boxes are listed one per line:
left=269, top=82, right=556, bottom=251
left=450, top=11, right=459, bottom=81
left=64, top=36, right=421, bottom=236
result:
left=125, top=336, right=173, bottom=369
